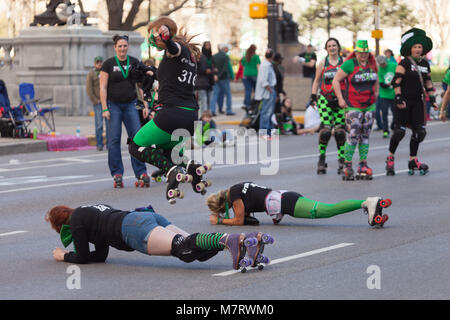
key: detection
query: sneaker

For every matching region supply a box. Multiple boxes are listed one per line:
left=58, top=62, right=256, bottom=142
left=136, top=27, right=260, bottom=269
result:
left=226, top=112, right=236, bottom=116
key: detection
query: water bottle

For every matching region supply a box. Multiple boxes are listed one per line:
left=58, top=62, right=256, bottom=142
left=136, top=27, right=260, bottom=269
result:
left=76, top=125, right=80, bottom=137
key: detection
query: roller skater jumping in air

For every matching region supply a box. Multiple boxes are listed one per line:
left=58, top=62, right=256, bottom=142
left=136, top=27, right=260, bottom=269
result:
left=127, top=17, right=212, bottom=204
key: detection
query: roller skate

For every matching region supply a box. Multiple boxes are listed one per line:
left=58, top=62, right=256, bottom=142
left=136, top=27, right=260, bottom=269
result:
left=385, top=155, right=395, bottom=176
left=342, top=161, right=355, bottom=181
left=408, top=158, right=429, bottom=175
left=316, top=154, right=327, bottom=174
left=362, top=197, right=392, bottom=227
left=243, top=232, right=274, bottom=271
left=185, top=160, right=212, bottom=195
left=219, top=233, right=254, bottom=272
left=337, top=158, right=345, bottom=175
left=135, top=173, right=150, bottom=188
left=356, top=160, right=373, bottom=180
left=113, top=174, right=124, bottom=188
left=151, top=169, right=164, bottom=182
left=165, top=165, right=189, bottom=205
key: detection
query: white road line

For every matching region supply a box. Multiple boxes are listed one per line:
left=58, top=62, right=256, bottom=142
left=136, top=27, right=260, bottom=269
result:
left=212, top=242, right=355, bottom=277
left=0, top=230, right=28, bottom=237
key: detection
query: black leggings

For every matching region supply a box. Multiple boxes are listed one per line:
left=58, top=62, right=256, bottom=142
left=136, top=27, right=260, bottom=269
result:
left=389, top=99, right=426, bottom=156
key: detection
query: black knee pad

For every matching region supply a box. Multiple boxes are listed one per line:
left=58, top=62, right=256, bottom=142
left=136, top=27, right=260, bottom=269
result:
left=170, top=234, right=196, bottom=263
left=411, top=128, right=426, bottom=143
left=128, top=140, right=140, bottom=159
left=319, top=127, right=332, bottom=144
left=334, top=127, right=346, bottom=145
left=391, top=127, right=406, bottom=143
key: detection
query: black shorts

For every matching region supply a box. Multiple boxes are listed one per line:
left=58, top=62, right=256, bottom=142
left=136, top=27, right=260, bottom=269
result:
left=153, top=106, right=197, bottom=136
left=394, top=98, right=425, bottom=130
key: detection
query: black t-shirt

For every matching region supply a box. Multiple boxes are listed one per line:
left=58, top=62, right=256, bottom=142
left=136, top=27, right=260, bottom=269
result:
left=101, top=55, right=140, bottom=103
left=229, top=182, right=272, bottom=214
left=157, top=44, right=198, bottom=110
left=299, top=52, right=317, bottom=78
left=63, top=204, right=133, bottom=264
left=399, top=58, right=431, bottom=100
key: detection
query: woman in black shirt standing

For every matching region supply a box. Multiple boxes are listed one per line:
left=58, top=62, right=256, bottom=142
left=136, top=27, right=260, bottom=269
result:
left=46, top=203, right=272, bottom=271
left=128, top=17, right=212, bottom=205
left=386, top=28, right=438, bottom=176
left=100, top=35, right=149, bottom=188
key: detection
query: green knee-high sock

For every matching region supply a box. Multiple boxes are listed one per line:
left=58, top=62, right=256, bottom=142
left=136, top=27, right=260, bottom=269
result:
left=292, top=197, right=364, bottom=219
left=138, top=146, right=175, bottom=174
left=344, top=142, right=357, bottom=162
left=195, top=233, right=225, bottom=250
left=319, top=143, right=327, bottom=156
left=358, top=143, right=369, bottom=161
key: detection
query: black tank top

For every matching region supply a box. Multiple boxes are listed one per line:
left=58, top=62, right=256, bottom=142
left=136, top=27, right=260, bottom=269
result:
left=229, top=182, right=272, bottom=213
left=157, top=43, right=198, bottom=110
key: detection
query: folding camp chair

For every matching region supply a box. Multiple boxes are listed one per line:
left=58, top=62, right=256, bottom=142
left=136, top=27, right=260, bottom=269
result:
left=19, top=82, right=61, bottom=133
left=0, top=80, right=32, bottom=138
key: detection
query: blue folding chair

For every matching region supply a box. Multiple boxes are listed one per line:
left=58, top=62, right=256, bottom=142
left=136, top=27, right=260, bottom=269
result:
left=19, top=82, right=61, bottom=133
left=0, top=80, right=33, bottom=138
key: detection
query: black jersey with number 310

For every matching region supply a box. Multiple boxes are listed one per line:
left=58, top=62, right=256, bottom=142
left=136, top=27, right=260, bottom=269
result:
left=157, top=44, right=198, bottom=110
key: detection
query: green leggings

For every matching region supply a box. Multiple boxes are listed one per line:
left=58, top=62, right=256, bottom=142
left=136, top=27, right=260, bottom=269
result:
left=291, top=197, right=364, bottom=219
left=130, top=120, right=187, bottom=174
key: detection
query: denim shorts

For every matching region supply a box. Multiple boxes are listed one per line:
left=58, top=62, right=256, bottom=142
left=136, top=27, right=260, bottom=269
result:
left=121, top=211, right=171, bottom=254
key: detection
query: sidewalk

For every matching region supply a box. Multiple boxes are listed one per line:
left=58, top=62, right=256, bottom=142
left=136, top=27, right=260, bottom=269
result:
left=0, top=95, right=304, bottom=156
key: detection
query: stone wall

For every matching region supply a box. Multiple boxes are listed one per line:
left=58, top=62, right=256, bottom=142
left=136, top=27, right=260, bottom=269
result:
left=1, top=26, right=144, bottom=116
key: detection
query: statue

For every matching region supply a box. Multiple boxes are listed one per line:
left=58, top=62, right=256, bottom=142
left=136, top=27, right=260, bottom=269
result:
left=31, top=0, right=88, bottom=26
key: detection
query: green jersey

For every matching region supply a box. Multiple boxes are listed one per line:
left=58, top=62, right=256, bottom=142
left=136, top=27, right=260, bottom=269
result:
left=378, top=61, right=397, bottom=100
left=443, top=69, right=450, bottom=86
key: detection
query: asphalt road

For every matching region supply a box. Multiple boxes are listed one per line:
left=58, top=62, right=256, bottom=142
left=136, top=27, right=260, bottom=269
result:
left=0, top=121, right=449, bottom=300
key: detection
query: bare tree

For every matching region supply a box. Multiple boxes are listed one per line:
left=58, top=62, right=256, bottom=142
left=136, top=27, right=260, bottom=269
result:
left=422, top=0, right=449, bottom=67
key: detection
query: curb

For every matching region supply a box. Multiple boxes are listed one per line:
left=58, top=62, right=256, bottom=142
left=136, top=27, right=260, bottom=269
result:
left=0, top=139, right=48, bottom=156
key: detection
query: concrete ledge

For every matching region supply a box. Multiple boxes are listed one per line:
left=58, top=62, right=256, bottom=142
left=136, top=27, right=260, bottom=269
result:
left=0, top=139, right=47, bottom=156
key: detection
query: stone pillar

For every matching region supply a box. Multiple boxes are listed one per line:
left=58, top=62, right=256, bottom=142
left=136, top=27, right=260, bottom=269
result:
left=277, top=42, right=311, bottom=111
left=12, top=26, right=144, bottom=116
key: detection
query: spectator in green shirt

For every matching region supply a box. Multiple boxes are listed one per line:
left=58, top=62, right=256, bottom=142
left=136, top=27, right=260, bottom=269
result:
left=440, top=67, right=450, bottom=121
left=376, top=55, right=397, bottom=138
left=241, top=44, right=261, bottom=107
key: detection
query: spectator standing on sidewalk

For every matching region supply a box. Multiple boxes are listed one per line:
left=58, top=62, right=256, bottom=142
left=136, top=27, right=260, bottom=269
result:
left=100, top=34, right=149, bottom=188
left=195, top=41, right=215, bottom=113
left=240, top=44, right=261, bottom=109
left=376, top=55, right=397, bottom=138
left=255, top=49, right=277, bottom=137
left=210, top=44, right=234, bottom=116
left=86, top=56, right=107, bottom=151
left=293, top=44, right=317, bottom=85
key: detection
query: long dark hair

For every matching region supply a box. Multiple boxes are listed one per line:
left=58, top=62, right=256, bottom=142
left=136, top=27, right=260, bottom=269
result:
left=245, top=44, right=257, bottom=63
left=324, top=38, right=341, bottom=56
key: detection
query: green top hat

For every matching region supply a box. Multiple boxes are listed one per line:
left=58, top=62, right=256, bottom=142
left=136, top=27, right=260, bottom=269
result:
left=355, top=40, right=370, bottom=53
left=400, top=28, right=433, bottom=57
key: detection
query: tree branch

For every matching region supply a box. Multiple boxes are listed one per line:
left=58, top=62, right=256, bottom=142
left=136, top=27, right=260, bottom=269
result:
left=160, top=0, right=190, bottom=17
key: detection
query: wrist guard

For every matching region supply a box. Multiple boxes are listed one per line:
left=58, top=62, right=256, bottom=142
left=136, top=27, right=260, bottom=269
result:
left=395, top=94, right=404, bottom=106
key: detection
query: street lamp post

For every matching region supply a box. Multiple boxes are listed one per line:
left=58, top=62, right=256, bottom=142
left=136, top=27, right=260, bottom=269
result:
left=267, top=0, right=277, bottom=52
